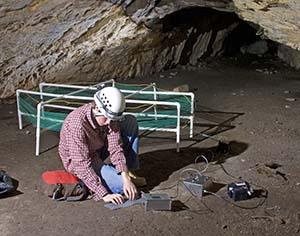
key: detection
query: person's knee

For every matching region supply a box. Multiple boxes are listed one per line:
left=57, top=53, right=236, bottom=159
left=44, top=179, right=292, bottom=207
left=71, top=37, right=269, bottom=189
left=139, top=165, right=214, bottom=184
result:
left=100, top=165, right=124, bottom=193
left=101, top=164, right=118, bottom=175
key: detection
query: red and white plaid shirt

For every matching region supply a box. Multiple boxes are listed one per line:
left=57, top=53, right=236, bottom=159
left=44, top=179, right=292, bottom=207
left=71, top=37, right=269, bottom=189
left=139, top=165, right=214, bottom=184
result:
left=58, top=102, right=128, bottom=201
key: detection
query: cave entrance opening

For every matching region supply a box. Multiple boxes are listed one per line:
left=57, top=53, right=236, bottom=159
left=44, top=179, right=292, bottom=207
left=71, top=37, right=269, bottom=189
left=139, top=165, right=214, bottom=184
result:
left=158, top=6, right=278, bottom=67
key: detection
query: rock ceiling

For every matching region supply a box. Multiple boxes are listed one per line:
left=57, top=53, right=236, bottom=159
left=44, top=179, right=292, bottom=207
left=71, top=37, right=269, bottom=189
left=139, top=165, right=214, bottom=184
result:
left=0, top=0, right=299, bottom=100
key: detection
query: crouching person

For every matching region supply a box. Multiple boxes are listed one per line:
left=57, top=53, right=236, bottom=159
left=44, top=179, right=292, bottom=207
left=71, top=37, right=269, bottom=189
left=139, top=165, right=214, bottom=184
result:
left=58, top=87, right=144, bottom=204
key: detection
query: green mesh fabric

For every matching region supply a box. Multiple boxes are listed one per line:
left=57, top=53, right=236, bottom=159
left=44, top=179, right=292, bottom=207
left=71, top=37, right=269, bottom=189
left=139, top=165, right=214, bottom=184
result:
left=19, top=93, right=70, bottom=131
left=116, top=83, right=192, bottom=116
left=18, top=83, right=192, bottom=131
left=136, top=116, right=177, bottom=129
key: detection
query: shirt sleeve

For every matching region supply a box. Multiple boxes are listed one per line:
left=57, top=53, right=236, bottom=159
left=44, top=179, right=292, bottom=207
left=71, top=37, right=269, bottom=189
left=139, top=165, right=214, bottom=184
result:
left=107, top=122, right=128, bottom=174
left=69, top=128, right=108, bottom=201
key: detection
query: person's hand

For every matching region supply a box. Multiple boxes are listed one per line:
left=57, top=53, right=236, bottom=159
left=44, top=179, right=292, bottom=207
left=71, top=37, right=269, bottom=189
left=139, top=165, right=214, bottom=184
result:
left=122, top=172, right=138, bottom=200
left=102, top=193, right=124, bottom=205
left=123, top=178, right=137, bottom=200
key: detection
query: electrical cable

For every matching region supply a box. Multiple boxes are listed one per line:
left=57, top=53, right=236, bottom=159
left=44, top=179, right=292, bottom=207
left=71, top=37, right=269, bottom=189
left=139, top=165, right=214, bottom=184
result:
left=148, top=151, right=267, bottom=211
left=179, top=153, right=268, bottom=210
left=194, top=154, right=209, bottom=173
left=203, top=190, right=267, bottom=210
left=218, top=163, right=269, bottom=204
left=179, top=154, right=210, bottom=180
left=180, top=168, right=203, bottom=178
left=219, top=163, right=269, bottom=196
left=151, top=154, right=209, bottom=199
left=149, top=180, right=182, bottom=199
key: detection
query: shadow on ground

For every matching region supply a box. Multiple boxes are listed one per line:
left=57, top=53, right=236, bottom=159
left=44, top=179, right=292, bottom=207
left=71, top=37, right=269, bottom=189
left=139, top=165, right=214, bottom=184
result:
left=136, top=140, right=249, bottom=191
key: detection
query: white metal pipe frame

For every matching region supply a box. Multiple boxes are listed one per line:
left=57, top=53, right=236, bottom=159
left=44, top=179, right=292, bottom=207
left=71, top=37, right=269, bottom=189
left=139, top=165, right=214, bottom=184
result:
left=39, top=81, right=194, bottom=136
left=16, top=80, right=194, bottom=156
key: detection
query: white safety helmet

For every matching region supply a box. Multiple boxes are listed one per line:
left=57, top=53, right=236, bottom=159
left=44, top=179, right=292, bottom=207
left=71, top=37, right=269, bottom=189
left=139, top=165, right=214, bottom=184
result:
left=93, top=87, right=126, bottom=120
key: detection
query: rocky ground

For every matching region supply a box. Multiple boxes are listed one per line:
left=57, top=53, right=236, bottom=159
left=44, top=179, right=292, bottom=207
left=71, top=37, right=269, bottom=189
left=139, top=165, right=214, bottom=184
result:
left=1, top=56, right=300, bottom=236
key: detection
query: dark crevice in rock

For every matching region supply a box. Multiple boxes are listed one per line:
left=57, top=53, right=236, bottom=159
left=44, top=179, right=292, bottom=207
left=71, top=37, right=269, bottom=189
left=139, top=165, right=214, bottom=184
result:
left=222, top=21, right=261, bottom=56
left=157, top=7, right=240, bottom=65
left=161, top=7, right=237, bottom=33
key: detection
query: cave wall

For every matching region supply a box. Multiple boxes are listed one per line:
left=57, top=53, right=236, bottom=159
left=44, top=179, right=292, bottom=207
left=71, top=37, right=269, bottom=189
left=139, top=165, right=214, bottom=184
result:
left=0, top=0, right=240, bottom=100
left=0, top=1, right=147, bottom=99
left=113, top=0, right=300, bottom=51
left=1, top=0, right=299, bottom=100
left=113, top=0, right=300, bottom=69
left=278, top=44, right=300, bottom=70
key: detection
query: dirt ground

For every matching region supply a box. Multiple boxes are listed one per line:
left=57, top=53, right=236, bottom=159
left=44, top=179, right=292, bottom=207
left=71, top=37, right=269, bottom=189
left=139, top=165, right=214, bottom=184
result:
left=1, top=56, right=300, bottom=236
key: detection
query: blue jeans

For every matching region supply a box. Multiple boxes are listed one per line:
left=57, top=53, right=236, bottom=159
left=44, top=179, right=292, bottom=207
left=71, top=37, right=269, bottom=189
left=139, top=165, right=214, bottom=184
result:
left=99, top=115, right=139, bottom=194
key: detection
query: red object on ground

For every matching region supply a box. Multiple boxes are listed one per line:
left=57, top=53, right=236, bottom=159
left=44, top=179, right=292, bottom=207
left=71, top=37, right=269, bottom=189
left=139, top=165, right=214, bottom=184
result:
left=42, top=170, right=79, bottom=185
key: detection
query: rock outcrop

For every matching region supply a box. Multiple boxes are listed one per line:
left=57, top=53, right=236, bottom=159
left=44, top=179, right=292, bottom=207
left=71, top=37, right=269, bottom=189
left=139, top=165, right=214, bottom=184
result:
left=233, top=0, right=300, bottom=51
left=278, top=45, right=300, bottom=70
left=113, top=0, right=300, bottom=69
left=113, top=0, right=300, bottom=50
left=1, top=1, right=150, bottom=99
left=0, top=0, right=299, bottom=100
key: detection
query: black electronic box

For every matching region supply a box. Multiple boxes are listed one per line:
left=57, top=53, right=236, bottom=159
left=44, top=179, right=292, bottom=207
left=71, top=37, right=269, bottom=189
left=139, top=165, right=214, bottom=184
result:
left=227, top=181, right=252, bottom=201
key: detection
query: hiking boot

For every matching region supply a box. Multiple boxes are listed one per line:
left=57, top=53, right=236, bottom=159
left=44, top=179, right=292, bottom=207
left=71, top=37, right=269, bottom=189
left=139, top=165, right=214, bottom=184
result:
left=128, top=171, right=147, bottom=187
left=52, top=184, right=64, bottom=200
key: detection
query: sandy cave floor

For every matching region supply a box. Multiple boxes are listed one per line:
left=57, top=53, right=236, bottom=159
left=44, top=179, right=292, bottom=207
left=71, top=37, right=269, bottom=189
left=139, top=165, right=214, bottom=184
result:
left=1, top=56, right=300, bottom=236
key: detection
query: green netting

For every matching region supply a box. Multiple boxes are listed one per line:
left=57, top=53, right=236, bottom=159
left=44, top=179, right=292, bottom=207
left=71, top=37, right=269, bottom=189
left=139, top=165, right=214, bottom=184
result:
left=136, top=116, right=177, bottom=129
left=41, top=83, right=192, bottom=116
left=116, top=83, right=192, bottom=116
left=19, top=93, right=70, bottom=131
left=18, top=83, right=192, bottom=132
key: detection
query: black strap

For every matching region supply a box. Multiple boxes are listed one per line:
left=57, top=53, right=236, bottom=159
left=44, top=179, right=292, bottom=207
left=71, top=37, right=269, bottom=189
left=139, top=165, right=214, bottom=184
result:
left=51, top=181, right=89, bottom=201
